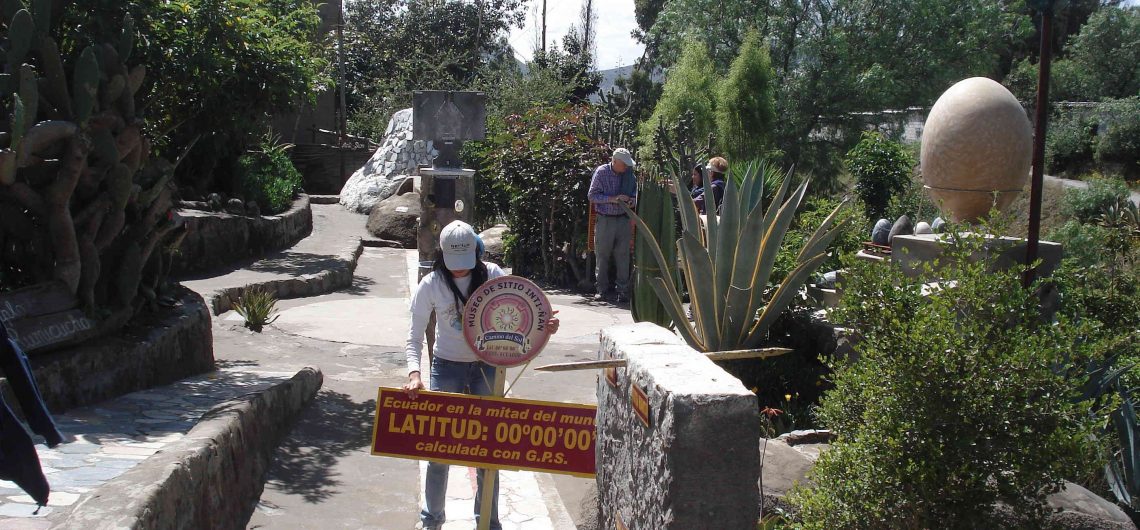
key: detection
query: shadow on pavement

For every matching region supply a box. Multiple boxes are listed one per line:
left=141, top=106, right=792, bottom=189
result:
left=263, top=390, right=377, bottom=504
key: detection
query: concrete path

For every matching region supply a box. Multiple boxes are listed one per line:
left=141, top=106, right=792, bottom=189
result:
left=1044, top=174, right=1140, bottom=205
left=239, top=245, right=630, bottom=529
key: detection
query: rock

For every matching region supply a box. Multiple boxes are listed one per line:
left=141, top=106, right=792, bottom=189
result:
left=394, top=176, right=415, bottom=196
left=932, top=216, right=946, bottom=233
left=759, top=438, right=822, bottom=499
left=816, top=270, right=839, bottom=289
left=915, top=221, right=932, bottom=235
left=339, top=108, right=438, bottom=213
left=224, top=198, right=245, bottom=216
left=888, top=214, right=913, bottom=244
left=777, top=429, right=834, bottom=446
left=872, top=218, right=891, bottom=246
left=245, top=200, right=260, bottom=217
left=478, top=224, right=509, bottom=265
left=1045, top=482, right=1136, bottom=529
left=366, top=192, right=420, bottom=248
left=207, top=193, right=223, bottom=212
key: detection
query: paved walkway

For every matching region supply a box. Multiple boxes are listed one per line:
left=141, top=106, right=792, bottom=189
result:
left=0, top=368, right=295, bottom=528
left=1045, top=174, right=1140, bottom=205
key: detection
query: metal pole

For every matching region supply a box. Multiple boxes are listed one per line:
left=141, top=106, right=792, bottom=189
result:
left=476, top=367, right=505, bottom=530
left=1024, top=6, right=1053, bottom=289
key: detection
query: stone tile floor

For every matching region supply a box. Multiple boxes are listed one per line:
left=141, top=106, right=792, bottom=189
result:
left=0, top=368, right=294, bottom=528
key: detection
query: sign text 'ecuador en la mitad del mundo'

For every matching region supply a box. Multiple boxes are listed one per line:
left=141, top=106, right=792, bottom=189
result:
left=371, top=388, right=597, bottom=477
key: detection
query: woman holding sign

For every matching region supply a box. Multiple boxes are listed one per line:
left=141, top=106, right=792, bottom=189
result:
left=404, top=220, right=560, bottom=530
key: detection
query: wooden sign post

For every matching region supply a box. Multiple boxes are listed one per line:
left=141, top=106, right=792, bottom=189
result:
left=476, top=366, right=506, bottom=530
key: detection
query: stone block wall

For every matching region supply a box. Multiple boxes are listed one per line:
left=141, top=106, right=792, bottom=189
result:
left=596, top=323, right=761, bottom=530
left=27, top=286, right=214, bottom=412
left=173, top=194, right=313, bottom=275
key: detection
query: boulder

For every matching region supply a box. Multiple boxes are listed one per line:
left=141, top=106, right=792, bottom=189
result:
left=888, top=214, right=913, bottom=244
left=479, top=224, right=509, bottom=265
left=915, top=221, right=932, bottom=235
left=366, top=192, right=420, bottom=248
left=872, top=218, right=891, bottom=246
left=224, top=198, right=245, bottom=216
left=245, top=200, right=261, bottom=217
left=339, top=108, right=437, bottom=214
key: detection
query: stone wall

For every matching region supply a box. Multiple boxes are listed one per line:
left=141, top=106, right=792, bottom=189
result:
left=339, top=108, right=437, bottom=213
left=62, top=367, right=324, bottom=530
left=596, top=323, right=761, bottom=530
left=173, top=194, right=313, bottom=275
left=28, top=286, right=214, bottom=412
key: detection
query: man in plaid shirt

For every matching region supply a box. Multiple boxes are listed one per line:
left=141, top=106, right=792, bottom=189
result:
left=588, top=148, right=638, bottom=303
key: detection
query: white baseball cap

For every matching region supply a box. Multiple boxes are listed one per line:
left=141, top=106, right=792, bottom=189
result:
left=612, top=148, right=636, bottom=168
left=440, top=220, right=477, bottom=270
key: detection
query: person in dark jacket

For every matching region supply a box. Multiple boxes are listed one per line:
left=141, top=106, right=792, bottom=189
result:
left=703, top=156, right=729, bottom=215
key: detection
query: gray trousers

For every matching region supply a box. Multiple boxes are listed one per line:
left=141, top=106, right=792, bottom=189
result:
left=594, top=214, right=632, bottom=295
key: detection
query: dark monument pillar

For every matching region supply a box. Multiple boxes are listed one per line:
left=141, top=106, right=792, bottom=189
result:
left=413, top=90, right=487, bottom=264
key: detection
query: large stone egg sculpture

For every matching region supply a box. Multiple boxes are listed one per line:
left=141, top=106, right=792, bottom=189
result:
left=921, top=77, right=1033, bottom=222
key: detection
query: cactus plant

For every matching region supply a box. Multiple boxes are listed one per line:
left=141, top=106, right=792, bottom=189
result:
left=622, top=162, right=848, bottom=352
left=0, top=4, right=187, bottom=339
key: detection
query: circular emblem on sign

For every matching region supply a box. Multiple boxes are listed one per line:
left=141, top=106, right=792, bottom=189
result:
left=463, top=275, right=553, bottom=367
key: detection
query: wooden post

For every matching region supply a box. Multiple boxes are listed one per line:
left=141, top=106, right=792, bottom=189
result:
left=477, top=366, right=506, bottom=530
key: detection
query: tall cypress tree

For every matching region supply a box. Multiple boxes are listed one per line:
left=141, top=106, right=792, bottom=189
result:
left=716, top=30, right=775, bottom=163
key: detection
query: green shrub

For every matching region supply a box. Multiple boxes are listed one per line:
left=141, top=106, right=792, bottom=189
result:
left=1062, top=176, right=1130, bottom=223
left=1094, top=97, right=1140, bottom=179
left=237, top=133, right=304, bottom=215
left=792, top=233, right=1096, bottom=529
left=884, top=174, right=939, bottom=223
left=1048, top=220, right=1118, bottom=270
left=773, top=196, right=867, bottom=285
left=1046, top=110, right=1097, bottom=175
left=845, top=131, right=915, bottom=220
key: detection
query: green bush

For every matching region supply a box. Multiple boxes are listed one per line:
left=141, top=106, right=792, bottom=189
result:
left=885, top=174, right=939, bottom=223
left=477, top=106, right=610, bottom=286
left=773, top=196, right=867, bottom=285
left=1046, top=110, right=1098, bottom=175
left=1094, top=97, right=1140, bottom=178
left=1062, top=176, right=1130, bottom=223
left=237, top=134, right=304, bottom=215
left=792, top=233, right=1097, bottom=529
left=845, top=131, right=915, bottom=220
left=1048, top=220, right=1118, bottom=270
left=638, top=39, right=718, bottom=162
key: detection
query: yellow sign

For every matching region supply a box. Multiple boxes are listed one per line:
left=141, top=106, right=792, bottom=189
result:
left=631, top=384, right=650, bottom=428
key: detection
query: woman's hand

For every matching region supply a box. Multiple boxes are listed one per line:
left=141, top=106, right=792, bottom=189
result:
left=548, top=310, right=560, bottom=335
left=403, top=371, right=425, bottom=399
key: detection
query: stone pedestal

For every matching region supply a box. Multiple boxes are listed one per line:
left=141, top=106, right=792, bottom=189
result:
left=417, top=168, right=476, bottom=263
left=891, top=233, right=1063, bottom=279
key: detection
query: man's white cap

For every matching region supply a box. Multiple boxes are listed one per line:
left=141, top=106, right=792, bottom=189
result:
left=440, top=220, right=478, bottom=270
left=612, top=148, right=636, bottom=168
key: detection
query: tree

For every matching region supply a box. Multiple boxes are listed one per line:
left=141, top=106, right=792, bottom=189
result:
left=638, top=39, right=717, bottom=162
left=54, top=0, right=327, bottom=192
left=715, top=30, right=775, bottom=163
left=342, top=0, right=526, bottom=139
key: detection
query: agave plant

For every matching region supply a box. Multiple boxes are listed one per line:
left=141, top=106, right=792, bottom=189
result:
left=234, top=288, right=280, bottom=332
left=622, top=162, right=847, bottom=352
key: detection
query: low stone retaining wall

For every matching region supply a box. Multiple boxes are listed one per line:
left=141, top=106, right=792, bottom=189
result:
left=62, top=367, right=324, bottom=530
left=28, top=286, right=214, bottom=412
left=173, top=194, right=314, bottom=275
left=596, top=323, right=761, bottom=530
left=205, top=237, right=364, bottom=316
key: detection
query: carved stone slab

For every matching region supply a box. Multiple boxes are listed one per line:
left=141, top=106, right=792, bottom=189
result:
left=0, top=281, right=97, bottom=352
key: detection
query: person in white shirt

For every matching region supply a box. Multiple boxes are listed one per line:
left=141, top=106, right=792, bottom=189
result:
left=403, top=220, right=559, bottom=530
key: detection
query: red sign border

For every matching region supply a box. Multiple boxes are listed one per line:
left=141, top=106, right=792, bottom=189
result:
left=370, top=387, right=598, bottom=478
left=462, top=275, right=554, bottom=367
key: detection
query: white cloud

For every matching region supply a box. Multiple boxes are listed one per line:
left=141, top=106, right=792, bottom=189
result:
left=507, top=0, right=644, bottom=70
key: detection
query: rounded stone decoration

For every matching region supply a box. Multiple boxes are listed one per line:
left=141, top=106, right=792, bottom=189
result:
left=921, top=77, right=1033, bottom=222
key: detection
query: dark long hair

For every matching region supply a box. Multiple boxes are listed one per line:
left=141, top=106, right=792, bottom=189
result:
left=432, top=248, right=489, bottom=312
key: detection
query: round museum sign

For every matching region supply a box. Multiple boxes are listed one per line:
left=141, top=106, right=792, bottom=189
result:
left=462, top=275, right=553, bottom=367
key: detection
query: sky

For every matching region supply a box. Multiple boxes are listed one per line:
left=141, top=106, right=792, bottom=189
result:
left=506, top=0, right=645, bottom=71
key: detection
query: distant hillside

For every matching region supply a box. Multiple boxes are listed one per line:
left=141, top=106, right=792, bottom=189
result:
left=591, top=64, right=662, bottom=102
